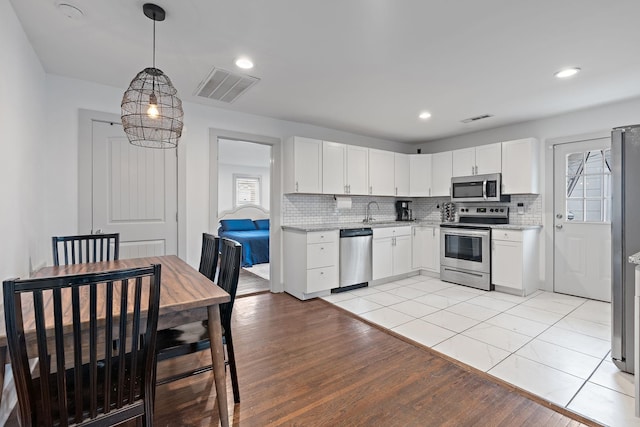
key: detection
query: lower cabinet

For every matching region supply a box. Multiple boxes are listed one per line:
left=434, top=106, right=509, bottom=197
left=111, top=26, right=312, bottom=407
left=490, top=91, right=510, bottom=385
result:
left=372, top=227, right=412, bottom=280
left=412, top=226, right=440, bottom=272
left=284, top=229, right=339, bottom=300
left=491, top=229, right=539, bottom=296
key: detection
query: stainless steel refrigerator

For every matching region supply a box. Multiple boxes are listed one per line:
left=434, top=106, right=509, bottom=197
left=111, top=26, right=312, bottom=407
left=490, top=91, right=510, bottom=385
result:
left=611, top=125, right=640, bottom=374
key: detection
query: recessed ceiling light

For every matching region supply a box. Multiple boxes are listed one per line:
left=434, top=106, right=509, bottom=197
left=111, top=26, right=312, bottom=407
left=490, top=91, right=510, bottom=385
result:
left=418, top=111, right=432, bottom=120
left=56, top=2, right=84, bottom=20
left=235, top=57, right=254, bottom=70
left=554, top=67, right=581, bottom=79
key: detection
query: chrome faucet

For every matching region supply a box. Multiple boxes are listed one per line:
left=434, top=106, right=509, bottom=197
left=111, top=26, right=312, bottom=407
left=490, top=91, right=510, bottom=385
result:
left=364, top=201, right=379, bottom=223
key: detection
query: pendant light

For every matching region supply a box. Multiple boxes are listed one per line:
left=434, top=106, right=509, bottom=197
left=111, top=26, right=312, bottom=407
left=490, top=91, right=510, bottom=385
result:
left=121, top=3, right=183, bottom=149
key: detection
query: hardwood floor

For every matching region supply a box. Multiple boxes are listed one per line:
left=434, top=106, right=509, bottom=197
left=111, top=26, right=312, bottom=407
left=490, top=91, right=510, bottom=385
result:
left=236, top=267, right=270, bottom=296
left=150, top=292, right=597, bottom=426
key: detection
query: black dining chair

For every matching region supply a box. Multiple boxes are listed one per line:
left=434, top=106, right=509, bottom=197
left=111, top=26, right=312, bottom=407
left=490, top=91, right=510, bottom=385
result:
left=198, top=233, right=220, bottom=282
left=52, top=233, right=120, bottom=266
left=156, top=237, right=242, bottom=403
left=3, top=264, right=162, bottom=426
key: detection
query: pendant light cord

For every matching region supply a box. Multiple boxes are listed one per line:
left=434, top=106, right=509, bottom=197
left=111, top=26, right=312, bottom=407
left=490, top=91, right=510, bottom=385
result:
left=152, top=13, right=156, bottom=94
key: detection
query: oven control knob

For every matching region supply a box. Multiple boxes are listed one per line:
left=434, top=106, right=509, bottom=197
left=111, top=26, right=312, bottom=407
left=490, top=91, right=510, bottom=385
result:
left=489, top=209, right=494, bottom=212
left=499, top=208, right=504, bottom=212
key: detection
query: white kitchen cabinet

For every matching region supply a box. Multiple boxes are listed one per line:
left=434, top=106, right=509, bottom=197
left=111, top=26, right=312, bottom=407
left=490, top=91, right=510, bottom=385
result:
left=431, top=151, right=453, bottom=197
left=346, top=145, right=369, bottom=195
left=368, top=149, right=395, bottom=196
left=322, top=142, right=369, bottom=195
left=491, top=229, right=539, bottom=296
left=372, top=226, right=412, bottom=280
left=284, top=229, right=339, bottom=300
left=452, top=147, right=476, bottom=177
left=284, top=136, right=323, bottom=194
left=409, top=154, right=432, bottom=197
left=501, top=137, right=540, bottom=194
left=452, top=143, right=501, bottom=177
left=322, top=141, right=346, bottom=194
left=394, top=153, right=410, bottom=197
left=412, top=226, right=440, bottom=272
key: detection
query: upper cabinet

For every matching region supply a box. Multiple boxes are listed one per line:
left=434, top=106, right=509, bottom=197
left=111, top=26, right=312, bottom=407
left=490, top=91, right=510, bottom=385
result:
left=284, top=136, right=323, bottom=194
left=502, top=137, right=539, bottom=194
left=394, top=153, right=410, bottom=197
left=368, top=149, right=395, bottom=196
left=452, top=143, right=502, bottom=177
left=346, top=145, right=369, bottom=195
left=322, top=141, right=346, bottom=195
left=431, top=151, right=453, bottom=197
left=409, top=154, right=432, bottom=197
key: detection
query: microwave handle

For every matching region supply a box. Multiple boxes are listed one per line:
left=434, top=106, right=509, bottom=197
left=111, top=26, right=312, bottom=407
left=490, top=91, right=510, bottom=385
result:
left=482, top=180, right=487, bottom=200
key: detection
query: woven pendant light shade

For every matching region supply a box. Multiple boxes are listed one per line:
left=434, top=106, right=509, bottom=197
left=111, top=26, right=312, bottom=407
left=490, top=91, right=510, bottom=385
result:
left=121, top=67, right=184, bottom=148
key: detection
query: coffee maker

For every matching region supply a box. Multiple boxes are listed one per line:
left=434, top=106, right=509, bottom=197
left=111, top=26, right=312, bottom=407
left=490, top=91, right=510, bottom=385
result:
left=395, top=200, right=413, bottom=221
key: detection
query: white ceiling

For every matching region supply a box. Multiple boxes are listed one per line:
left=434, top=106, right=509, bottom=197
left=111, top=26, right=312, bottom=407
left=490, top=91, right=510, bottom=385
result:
left=10, top=0, right=640, bottom=144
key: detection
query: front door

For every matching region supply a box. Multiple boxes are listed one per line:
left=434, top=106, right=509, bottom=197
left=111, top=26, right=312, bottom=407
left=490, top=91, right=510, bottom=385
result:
left=92, top=120, right=177, bottom=258
left=553, top=137, right=611, bottom=301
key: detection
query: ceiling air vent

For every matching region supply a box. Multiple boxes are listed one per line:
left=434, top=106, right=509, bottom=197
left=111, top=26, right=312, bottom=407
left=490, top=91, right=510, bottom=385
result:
left=195, top=67, right=259, bottom=103
left=461, top=114, right=494, bottom=124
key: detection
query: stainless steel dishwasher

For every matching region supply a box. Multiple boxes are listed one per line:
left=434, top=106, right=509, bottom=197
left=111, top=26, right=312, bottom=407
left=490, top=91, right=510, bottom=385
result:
left=338, top=228, right=373, bottom=291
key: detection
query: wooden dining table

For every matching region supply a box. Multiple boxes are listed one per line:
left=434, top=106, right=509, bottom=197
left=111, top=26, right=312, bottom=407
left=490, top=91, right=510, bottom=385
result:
left=0, top=255, right=231, bottom=427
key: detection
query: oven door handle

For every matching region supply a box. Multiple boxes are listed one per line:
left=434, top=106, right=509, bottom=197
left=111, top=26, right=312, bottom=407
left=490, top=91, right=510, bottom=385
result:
left=482, top=180, right=487, bottom=200
left=443, top=228, right=490, bottom=238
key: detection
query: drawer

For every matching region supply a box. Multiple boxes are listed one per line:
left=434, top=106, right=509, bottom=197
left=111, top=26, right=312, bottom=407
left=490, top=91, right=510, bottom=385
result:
left=307, top=242, right=337, bottom=269
left=492, top=229, right=522, bottom=242
left=307, top=266, right=338, bottom=293
left=394, top=226, right=412, bottom=237
left=374, top=226, right=412, bottom=239
left=307, top=230, right=337, bottom=244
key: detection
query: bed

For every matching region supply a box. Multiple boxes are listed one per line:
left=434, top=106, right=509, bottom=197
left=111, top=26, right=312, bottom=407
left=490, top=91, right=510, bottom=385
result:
left=217, top=205, right=269, bottom=268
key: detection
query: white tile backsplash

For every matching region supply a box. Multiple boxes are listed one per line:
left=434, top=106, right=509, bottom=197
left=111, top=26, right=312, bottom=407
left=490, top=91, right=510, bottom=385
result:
left=282, top=193, right=542, bottom=226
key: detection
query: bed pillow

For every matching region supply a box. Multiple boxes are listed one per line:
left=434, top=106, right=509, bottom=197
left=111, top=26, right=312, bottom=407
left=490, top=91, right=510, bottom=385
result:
left=219, top=219, right=256, bottom=232
left=253, top=219, right=270, bottom=230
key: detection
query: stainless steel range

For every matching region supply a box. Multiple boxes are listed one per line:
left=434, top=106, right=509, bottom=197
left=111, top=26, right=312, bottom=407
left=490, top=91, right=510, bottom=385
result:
left=440, top=205, right=509, bottom=291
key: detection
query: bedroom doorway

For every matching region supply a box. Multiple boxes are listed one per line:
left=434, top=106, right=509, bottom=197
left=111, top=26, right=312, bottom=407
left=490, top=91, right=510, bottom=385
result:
left=217, top=138, right=272, bottom=295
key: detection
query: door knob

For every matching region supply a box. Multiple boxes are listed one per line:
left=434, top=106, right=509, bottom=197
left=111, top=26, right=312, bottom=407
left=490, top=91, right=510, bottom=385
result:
left=556, top=213, right=563, bottom=219
left=555, top=224, right=563, bottom=230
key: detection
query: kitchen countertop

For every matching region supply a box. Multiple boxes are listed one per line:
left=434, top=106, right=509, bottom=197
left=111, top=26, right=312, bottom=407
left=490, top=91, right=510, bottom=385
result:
left=629, top=252, right=640, bottom=265
left=282, top=221, right=542, bottom=232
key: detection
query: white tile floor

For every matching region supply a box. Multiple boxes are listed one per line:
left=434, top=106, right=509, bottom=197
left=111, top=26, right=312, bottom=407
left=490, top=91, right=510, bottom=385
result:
left=322, top=274, right=639, bottom=427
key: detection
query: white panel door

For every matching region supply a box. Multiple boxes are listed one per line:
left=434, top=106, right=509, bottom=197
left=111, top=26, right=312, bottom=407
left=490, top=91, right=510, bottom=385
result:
left=322, top=141, right=346, bottom=195
left=475, top=142, right=502, bottom=175
left=554, top=137, right=611, bottom=301
left=346, top=145, right=369, bottom=195
left=92, top=121, right=177, bottom=258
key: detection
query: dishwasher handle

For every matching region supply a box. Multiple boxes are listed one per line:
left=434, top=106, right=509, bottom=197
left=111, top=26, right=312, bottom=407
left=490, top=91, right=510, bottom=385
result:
left=340, top=228, right=373, bottom=238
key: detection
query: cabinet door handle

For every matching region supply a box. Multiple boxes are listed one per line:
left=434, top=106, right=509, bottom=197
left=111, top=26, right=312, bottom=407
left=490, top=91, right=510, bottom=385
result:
left=348, top=184, right=351, bottom=193
left=369, top=186, right=372, bottom=195
left=471, top=166, right=474, bottom=175
left=395, top=187, right=398, bottom=195
left=296, top=181, right=299, bottom=192
left=429, top=188, right=431, bottom=196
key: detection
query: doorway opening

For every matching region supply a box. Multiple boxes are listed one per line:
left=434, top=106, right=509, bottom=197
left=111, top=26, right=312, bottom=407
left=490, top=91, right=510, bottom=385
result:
left=216, top=138, right=272, bottom=295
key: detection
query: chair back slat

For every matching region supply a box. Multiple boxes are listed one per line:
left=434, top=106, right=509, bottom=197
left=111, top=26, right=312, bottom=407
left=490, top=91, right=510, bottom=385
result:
left=198, top=233, right=220, bottom=282
left=218, top=238, right=242, bottom=329
left=71, top=287, right=83, bottom=423
left=52, top=234, right=120, bottom=266
left=3, top=265, right=161, bottom=426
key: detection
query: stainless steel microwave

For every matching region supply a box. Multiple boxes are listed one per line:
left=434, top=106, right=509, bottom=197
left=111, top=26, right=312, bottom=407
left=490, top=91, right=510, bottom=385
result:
left=451, top=173, right=503, bottom=202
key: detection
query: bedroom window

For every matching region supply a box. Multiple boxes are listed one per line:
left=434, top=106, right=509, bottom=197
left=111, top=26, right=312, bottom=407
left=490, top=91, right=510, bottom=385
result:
left=234, top=174, right=261, bottom=207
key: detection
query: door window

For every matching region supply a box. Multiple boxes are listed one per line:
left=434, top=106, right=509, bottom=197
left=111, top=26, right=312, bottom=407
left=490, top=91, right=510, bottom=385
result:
left=565, top=149, right=611, bottom=222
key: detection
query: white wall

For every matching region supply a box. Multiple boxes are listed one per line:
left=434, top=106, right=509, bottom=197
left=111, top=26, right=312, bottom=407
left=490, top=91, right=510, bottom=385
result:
left=40, top=75, right=411, bottom=272
left=418, top=96, right=640, bottom=290
left=218, top=164, right=271, bottom=213
left=0, top=0, right=47, bottom=280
